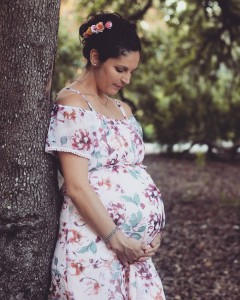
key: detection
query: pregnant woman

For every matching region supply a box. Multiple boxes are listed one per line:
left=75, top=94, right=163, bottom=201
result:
left=46, top=12, right=166, bottom=300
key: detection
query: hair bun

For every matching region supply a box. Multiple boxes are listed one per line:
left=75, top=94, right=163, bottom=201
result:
left=79, top=12, right=141, bottom=65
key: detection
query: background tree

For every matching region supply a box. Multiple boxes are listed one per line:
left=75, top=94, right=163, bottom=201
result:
left=55, top=0, right=240, bottom=158
left=139, top=0, right=240, bottom=156
left=52, top=0, right=84, bottom=98
left=0, top=1, right=60, bottom=299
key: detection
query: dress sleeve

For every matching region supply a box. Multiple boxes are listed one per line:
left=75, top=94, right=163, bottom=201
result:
left=45, top=104, right=98, bottom=160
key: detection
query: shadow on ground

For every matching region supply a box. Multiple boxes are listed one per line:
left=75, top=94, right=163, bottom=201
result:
left=144, top=155, right=240, bottom=300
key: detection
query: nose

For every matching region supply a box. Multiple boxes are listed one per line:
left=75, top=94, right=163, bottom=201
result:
left=121, top=73, right=131, bottom=85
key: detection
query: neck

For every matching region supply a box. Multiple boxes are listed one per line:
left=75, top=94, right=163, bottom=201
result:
left=76, top=70, right=109, bottom=108
left=77, top=69, right=104, bottom=98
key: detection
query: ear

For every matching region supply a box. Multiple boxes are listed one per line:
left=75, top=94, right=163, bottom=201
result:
left=90, top=49, right=100, bottom=66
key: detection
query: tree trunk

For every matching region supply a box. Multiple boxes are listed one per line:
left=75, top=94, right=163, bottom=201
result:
left=0, top=1, right=61, bottom=299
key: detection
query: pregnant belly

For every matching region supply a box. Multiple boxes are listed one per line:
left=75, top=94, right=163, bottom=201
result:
left=88, top=165, right=165, bottom=245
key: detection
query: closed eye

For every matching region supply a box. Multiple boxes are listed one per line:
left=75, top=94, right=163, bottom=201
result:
left=115, top=67, right=125, bottom=73
left=115, top=66, right=138, bottom=75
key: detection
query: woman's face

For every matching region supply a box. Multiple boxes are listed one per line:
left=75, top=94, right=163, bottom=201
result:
left=94, top=51, right=140, bottom=96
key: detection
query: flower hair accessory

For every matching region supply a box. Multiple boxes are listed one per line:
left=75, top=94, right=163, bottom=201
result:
left=83, top=21, right=112, bottom=38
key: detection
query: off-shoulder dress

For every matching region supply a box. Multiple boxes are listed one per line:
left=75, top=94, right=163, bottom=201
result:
left=45, top=88, right=166, bottom=300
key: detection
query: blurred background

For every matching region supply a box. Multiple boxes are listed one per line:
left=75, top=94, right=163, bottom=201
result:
left=54, top=0, right=240, bottom=160
left=55, top=1, right=240, bottom=299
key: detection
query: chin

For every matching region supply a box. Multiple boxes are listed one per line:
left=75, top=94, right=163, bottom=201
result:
left=107, top=90, right=119, bottom=96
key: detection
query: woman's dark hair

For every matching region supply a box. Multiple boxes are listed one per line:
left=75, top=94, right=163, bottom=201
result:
left=79, top=12, right=141, bottom=66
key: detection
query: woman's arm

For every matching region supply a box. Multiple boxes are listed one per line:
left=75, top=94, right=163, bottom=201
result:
left=59, top=152, right=155, bottom=267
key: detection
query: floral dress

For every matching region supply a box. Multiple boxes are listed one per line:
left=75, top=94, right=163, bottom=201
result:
left=45, top=88, right=166, bottom=300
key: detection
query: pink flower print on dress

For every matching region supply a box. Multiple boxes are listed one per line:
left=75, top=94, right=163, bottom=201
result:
left=98, top=178, right=112, bottom=190
left=68, top=230, right=82, bottom=243
left=145, top=183, right=161, bottom=204
left=80, top=278, right=101, bottom=295
left=71, top=261, right=85, bottom=276
left=63, top=109, right=76, bottom=120
left=72, top=130, right=92, bottom=151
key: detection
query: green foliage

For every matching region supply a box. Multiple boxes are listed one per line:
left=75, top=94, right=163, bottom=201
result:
left=137, top=0, right=240, bottom=154
left=54, top=0, right=240, bottom=156
left=52, top=31, right=82, bottom=97
left=52, top=6, right=84, bottom=97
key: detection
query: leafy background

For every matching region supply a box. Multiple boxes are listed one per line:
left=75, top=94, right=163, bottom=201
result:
left=54, top=0, right=240, bottom=159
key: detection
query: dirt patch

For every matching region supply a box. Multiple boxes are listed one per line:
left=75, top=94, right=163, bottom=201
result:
left=144, top=155, right=240, bottom=300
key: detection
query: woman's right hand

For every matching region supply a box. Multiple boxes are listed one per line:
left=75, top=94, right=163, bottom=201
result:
left=107, top=230, right=154, bottom=267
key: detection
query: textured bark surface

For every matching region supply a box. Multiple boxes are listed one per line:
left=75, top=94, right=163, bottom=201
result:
left=0, top=1, right=61, bottom=299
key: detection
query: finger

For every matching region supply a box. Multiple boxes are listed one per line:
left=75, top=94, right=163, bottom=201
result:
left=117, top=254, right=130, bottom=268
left=151, top=235, right=161, bottom=248
left=140, top=242, right=149, bottom=251
left=141, top=249, right=155, bottom=258
left=144, top=250, right=155, bottom=256
left=137, top=256, right=152, bottom=262
left=150, top=239, right=159, bottom=248
left=151, top=232, right=163, bottom=248
left=150, top=241, right=161, bottom=251
left=121, top=259, right=130, bottom=268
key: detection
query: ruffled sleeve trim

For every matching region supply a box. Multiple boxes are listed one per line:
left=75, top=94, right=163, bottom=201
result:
left=45, top=146, right=91, bottom=160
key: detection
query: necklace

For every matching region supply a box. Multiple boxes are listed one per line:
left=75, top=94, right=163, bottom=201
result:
left=76, top=80, right=109, bottom=107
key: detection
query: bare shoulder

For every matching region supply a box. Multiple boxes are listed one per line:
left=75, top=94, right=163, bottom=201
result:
left=55, top=88, right=89, bottom=110
left=117, top=100, right=133, bottom=117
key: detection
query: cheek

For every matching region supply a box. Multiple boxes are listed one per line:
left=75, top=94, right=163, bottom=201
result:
left=102, top=69, right=113, bottom=82
left=106, top=71, right=117, bottom=84
left=98, top=75, right=112, bottom=92
left=98, top=67, right=118, bottom=90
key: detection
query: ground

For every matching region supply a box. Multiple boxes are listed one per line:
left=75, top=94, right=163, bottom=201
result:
left=144, top=155, right=240, bottom=300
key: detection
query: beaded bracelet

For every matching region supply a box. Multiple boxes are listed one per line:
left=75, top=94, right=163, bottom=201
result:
left=104, top=226, right=118, bottom=244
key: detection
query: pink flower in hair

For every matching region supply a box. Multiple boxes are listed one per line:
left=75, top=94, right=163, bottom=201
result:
left=105, top=21, right=112, bottom=29
left=83, top=26, right=92, bottom=38
left=96, top=22, right=104, bottom=32
left=91, top=25, right=98, bottom=34
left=83, top=20, right=113, bottom=38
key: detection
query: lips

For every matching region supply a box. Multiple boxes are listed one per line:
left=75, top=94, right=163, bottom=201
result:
left=114, top=84, right=124, bottom=90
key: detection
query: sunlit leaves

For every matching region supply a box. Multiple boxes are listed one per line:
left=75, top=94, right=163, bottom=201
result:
left=54, top=0, right=240, bottom=154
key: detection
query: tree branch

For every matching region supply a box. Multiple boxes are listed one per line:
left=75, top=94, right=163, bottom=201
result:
left=128, top=0, right=153, bottom=21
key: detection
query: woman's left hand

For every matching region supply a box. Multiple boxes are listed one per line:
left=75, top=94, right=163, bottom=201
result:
left=137, top=231, right=163, bottom=262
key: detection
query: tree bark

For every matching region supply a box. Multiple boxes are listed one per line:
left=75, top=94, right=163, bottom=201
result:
left=0, top=1, right=61, bottom=299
